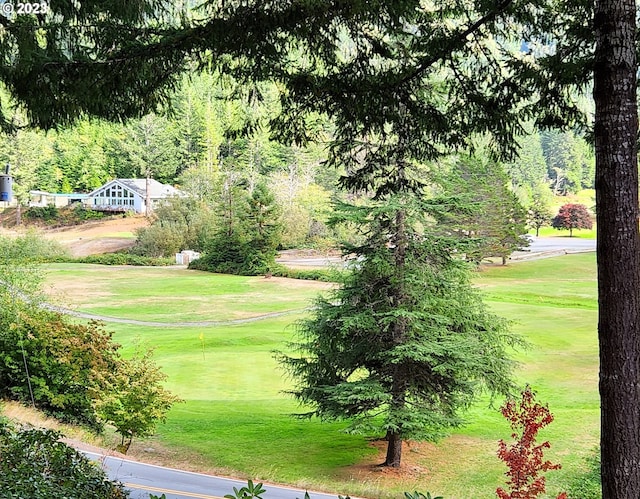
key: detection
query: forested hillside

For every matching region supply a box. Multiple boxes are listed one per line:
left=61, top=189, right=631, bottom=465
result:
left=0, top=70, right=594, bottom=260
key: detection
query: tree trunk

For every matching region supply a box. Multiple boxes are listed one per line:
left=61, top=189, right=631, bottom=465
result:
left=384, top=429, right=402, bottom=467
left=15, top=203, right=21, bottom=226
left=382, top=206, right=409, bottom=468
left=594, top=1, right=640, bottom=497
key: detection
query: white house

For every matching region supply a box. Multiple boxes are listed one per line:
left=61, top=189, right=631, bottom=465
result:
left=88, top=178, right=183, bottom=214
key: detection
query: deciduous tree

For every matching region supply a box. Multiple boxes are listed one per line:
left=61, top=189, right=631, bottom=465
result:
left=497, top=386, right=566, bottom=499
left=95, top=347, right=182, bottom=454
left=551, top=203, right=593, bottom=237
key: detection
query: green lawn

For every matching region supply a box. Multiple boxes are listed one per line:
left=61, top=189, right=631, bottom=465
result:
left=44, top=264, right=330, bottom=322
left=533, top=226, right=597, bottom=239
left=43, top=257, right=600, bottom=498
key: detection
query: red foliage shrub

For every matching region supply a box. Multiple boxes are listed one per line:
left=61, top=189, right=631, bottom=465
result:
left=496, top=386, right=566, bottom=499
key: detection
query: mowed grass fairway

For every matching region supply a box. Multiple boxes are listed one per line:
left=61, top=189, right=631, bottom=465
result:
left=43, top=255, right=599, bottom=498
left=44, top=264, right=330, bottom=321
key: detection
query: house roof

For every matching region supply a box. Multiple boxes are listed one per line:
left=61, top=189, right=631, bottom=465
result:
left=89, top=179, right=183, bottom=199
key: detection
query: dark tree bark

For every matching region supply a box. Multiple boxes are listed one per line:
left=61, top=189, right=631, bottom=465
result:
left=384, top=429, right=403, bottom=467
left=593, top=0, right=640, bottom=497
left=384, top=207, right=408, bottom=468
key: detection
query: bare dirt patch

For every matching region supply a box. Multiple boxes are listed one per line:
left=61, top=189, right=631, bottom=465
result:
left=44, top=216, right=149, bottom=256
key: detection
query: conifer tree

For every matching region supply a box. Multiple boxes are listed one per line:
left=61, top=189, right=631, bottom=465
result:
left=437, top=155, right=529, bottom=265
left=278, top=191, right=519, bottom=467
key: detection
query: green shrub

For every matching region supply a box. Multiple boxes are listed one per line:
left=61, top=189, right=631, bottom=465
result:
left=24, top=205, right=59, bottom=221
left=73, top=204, right=105, bottom=221
left=0, top=231, right=69, bottom=262
left=133, top=223, right=185, bottom=258
left=270, top=265, right=343, bottom=282
left=0, top=420, right=128, bottom=498
left=95, top=347, right=182, bottom=454
left=75, top=253, right=174, bottom=266
left=130, top=197, right=216, bottom=257
left=189, top=260, right=343, bottom=281
left=0, top=307, right=122, bottom=429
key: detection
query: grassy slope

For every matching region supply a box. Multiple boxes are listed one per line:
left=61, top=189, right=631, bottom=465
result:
left=42, top=255, right=599, bottom=498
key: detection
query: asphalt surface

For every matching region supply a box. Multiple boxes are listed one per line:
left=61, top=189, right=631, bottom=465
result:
left=511, top=235, right=596, bottom=260
left=277, top=236, right=597, bottom=268
left=85, top=452, right=347, bottom=499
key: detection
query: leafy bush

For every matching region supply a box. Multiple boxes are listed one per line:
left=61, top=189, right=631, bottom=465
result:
left=497, top=386, right=566, bottom=499
left=131, top=197, right=216, bottom=257
left=133, top=223, right=186, bottom=257
left=0, top=231, right=69, bottom=262
left=74, top=252, right=174, bottom=266
left=73, top=204, right=105, bottom=220
left=0, top=420, right=129, bottom=499
left=95, top=347, right=182, bottom=454
left=0, top=309, right=122, bottom=429
left=189, top=258, right=342, bottom=281
left=152, top=480, right=441, bottom=499
left=270, top=265, right=342, bottom=282
left=24, top=205, right=60, bottom=221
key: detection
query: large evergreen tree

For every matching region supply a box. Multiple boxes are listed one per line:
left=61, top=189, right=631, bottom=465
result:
left=196, top=178, right=281, bottom=275
left=437, top=155, right=529, bottom=265
left=278, top=194, right=518, bottom=467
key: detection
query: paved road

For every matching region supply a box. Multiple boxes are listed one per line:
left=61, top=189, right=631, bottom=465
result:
left=511, top=235, right=596, bottom=260
left=85, top=452, right=347, bottom=499
left=277, top=236, right=597, bottom=268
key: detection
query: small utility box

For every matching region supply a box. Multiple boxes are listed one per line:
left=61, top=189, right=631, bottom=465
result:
left=0, top=174, right=12, bottom=203
left=176, top=250, right=201, bottom=265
